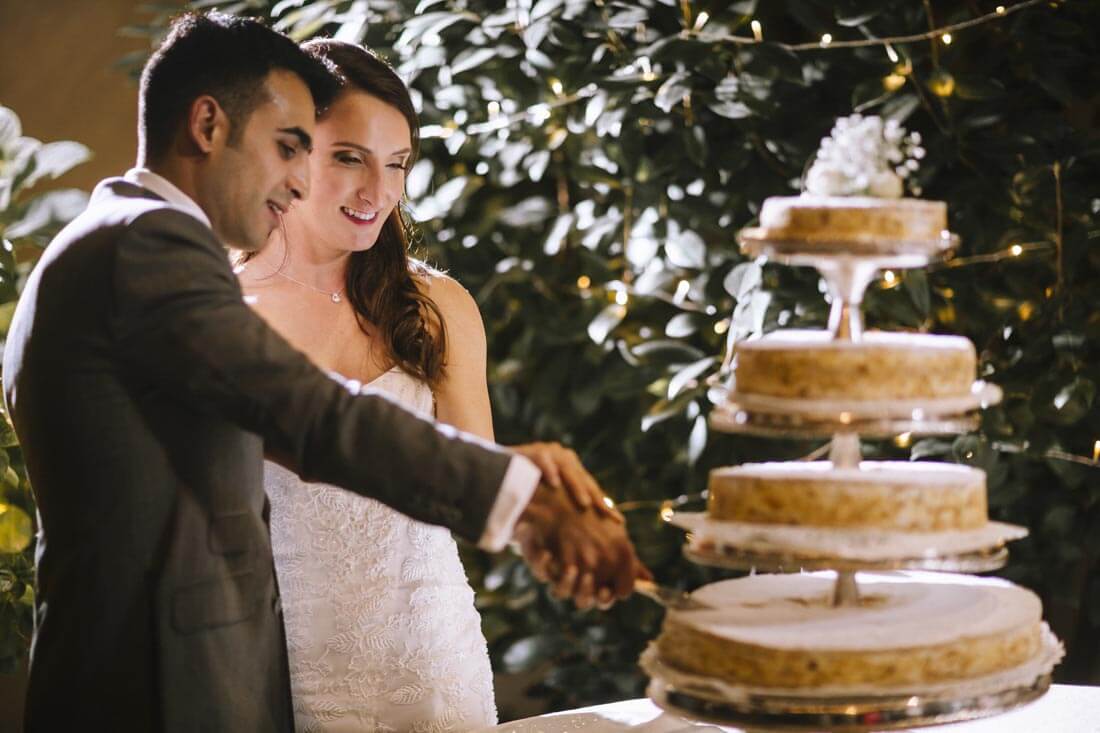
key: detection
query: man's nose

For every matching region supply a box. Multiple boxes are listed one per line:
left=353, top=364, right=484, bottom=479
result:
left=289, top=157, right=310, bottom=201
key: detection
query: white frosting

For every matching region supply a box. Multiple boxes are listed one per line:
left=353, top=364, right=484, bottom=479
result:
left=677, top=571, right=1040, bottom=651
left=759, top=195, right=946, bottom=228
left=737, top=329, right=973, bottom=352
left=711, top=460, right=983, bottom=487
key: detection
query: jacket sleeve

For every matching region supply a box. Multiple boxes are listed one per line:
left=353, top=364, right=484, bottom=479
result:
left=109, top=208, right=510, bottom=541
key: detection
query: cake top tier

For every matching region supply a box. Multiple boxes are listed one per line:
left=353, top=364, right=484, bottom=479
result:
left=677, top=571, right=1040, bottom=650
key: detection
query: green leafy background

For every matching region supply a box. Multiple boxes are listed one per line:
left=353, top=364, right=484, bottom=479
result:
left=4, top=0, right=1100, bottom=718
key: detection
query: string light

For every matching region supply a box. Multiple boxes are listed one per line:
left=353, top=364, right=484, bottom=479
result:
left=1094, top=441, right=1100, bottom=462
left=693, top=11, right=710, bottom=31
left=941, top=32, right=953, bottom=45
left=885, top=44, right=899, bottom=63
left=883, top=73, right=906, bottom=91
left=577, top=275, right=591, bottom=289
left=894, top=432, right=913, bottom=448
left=820, top=33, right=833, bottom=47
left=1010, top=244, right=1024, bottom=256
left=750, top=19, right=763, bottom=41
left=882, top=270, right=898, bottom=286
left=615, top=289, right=630, bottom=306
left=714, top=319, right=730, bottom=335
left=550, top=78, right=564, bottom=95
left=716, top=0, right=1047, bottom=51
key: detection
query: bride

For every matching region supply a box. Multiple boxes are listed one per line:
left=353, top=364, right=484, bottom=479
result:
left=237, top=40, right=623, bottom=732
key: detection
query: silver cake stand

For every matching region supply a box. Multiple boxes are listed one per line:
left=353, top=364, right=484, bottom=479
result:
left=647, top=673, right=1051, bottom=732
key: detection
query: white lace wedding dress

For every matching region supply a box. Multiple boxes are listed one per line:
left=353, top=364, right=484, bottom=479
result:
left=266, top=367, right=497, bottom=733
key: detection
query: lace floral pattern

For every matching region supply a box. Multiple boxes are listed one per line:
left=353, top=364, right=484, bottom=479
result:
left=267, top=369, right=497, bottom=732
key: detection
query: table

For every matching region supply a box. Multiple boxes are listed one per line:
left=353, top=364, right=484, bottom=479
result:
left=485, top=685, right=1100, bottom=732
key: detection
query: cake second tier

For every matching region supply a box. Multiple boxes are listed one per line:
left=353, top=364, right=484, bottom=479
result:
left=733, top=330, right=976, bottom=401
left=708, top=461, right=986, bottom=532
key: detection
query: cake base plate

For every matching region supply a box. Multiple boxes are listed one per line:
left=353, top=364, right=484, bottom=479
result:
left=709, top=381, right=1001, bottom=439
left=642, top=630, right=1063, bottom=732
left=647, top=673, right=1050, bottom=732
left=737, top=228, right=959, bottom=261
left=669, top=512, right=1027, bottom=572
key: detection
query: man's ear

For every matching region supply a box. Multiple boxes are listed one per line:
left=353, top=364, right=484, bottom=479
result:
left=186, top=95, right=228, bottom=154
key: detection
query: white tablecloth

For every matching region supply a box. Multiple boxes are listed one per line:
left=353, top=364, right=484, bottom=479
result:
left=486, top=685, right=1100, bottom=732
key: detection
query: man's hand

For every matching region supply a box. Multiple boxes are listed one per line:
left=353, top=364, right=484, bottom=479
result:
left=511, top=442, right=624, bottom=524
left=513, top=479, right=651, bottom=611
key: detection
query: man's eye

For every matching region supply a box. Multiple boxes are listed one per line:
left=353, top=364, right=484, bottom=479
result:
left=279, top=143, right=296, bottom=159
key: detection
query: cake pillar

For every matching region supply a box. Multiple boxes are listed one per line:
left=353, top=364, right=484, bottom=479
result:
left=832, top=570, right=861, bottom=607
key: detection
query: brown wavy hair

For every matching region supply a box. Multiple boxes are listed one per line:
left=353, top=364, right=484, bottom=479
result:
left=244, top=39, right=446, bottom=387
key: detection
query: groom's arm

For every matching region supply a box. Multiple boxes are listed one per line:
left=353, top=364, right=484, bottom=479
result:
left=111, top=208, right=518, bottom=542
left=111, top=208, right=649, bottom=602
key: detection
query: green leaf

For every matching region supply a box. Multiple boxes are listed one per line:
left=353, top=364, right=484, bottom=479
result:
left=587, top=304, right=626, bottom=344
left=708, top=100, right=753, bottom=119
left=665, top=228, right=706, bottom=269
left=4, top=189, right=89, bottom=240
left=654, top=72, right=691, bottom=114
left=22, top=141, right=91, bottom=189
left=500, top=634, right=561, bottom=672
left=0, top=505, right=32, bottom=554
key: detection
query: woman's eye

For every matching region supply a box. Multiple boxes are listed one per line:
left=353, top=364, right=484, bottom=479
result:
left=388, top=162, right=409, bottom=171
left=337, top=154, right=361, bottom=165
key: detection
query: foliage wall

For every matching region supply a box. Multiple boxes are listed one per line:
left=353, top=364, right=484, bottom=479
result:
left=4, top=0, right=1100, bottom=720
left=0, top=105, right=90, bottom=672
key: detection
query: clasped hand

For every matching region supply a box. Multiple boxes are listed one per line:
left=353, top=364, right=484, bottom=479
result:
left=511, top=442, right=652, bottom=610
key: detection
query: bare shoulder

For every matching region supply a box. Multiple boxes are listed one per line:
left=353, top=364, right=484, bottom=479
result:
left=414, top=264, right=484, bottom=330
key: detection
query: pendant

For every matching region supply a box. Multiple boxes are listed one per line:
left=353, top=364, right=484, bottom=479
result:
left=331, top=292, right=342, bottom=304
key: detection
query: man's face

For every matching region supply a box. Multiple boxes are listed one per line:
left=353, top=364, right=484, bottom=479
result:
left=202, top=69, right=316, bottom=252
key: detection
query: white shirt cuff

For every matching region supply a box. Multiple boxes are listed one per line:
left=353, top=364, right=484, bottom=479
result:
left=476, top=454, right=540, bottom=553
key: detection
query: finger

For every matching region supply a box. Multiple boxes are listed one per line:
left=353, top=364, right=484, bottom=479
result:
left=574, top=572, right=596, bottom=610
left=596, top=586, right=614, bottom=611
left=552, top=563, right=578, bottom=599
left=613, top=542, right=639, bottom=600
left=557, top=449, right=593, bottom=510
left=530, top=549, right=555, bottom=584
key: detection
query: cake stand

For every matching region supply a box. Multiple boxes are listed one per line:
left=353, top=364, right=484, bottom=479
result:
left=640, top=230, right=1057, bottom=731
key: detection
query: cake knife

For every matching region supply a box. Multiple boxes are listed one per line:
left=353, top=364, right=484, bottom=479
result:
left=634, top=579, right=713, bottom=611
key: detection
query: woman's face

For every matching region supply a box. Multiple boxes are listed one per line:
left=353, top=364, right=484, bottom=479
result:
left=293, top=90, right=412, bottom=253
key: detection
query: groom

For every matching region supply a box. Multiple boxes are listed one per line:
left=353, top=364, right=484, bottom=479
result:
left=2, top=12, right=648, bottom=733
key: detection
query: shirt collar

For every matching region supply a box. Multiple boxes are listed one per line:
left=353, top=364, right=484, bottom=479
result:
left=123, top=168, right=212, bottom=230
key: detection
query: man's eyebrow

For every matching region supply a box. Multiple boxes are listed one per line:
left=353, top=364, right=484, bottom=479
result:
left=279, top=127, right=313, bottom=153
left=333, top=141, right=412, bottom=158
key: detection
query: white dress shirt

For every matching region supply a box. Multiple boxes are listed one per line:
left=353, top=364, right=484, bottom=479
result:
left=123, top=168, right=540, bottom=551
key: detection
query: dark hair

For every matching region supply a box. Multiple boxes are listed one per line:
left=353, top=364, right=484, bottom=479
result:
left=138, top=11, right=338, bottom=162
left=303, top=39, right=447, bottom=388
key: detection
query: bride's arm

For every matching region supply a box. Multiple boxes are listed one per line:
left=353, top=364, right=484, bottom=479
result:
left=427, top=274, right=495, bottom=441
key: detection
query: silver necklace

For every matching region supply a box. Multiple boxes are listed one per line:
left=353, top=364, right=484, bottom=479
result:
left=275, top=270, right=344, bottom=303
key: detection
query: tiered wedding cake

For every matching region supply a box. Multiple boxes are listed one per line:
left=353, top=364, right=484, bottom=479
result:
left=645, top=115, right=1060, bottom=728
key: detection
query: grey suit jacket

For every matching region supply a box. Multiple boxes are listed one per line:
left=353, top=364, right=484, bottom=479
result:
left=2, top=178, right=513, bottom=732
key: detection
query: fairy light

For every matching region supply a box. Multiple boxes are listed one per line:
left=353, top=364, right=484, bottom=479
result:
left=996, top=5, right=1007, bottom=14
left=577, top=275, right=591, bottom=289
left=885, top=44, right=899, bottom=63
left=820, top=33, right=833, bottom=47
left=883, top=73, right=906, bottom=91
left=941, top=32, right=954, bottom=45
left=550, top=78, right=564, bottom=96
left=750, top=20, right=763, bottom=41
left=894, top=432, right=913, bottom=448
left=615, top=289, right=630, bottom=306
left=693, top=11, right=710, bottom=30
left=883, top=270, right=898, bottom=286
left=1010, top=244, right=1024, bottom=256
left=1093, top=440, right=1100, bottom=462
left=714, top=319, right=730, bottom=335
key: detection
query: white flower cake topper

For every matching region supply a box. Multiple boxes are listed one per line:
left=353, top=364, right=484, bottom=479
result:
left=804, top=114, right=925, bottom=198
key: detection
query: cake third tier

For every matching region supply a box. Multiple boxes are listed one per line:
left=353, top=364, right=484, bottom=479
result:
left=707, top=461, right=987, bottom=532
left=734, top=330, right=976, bottom=401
